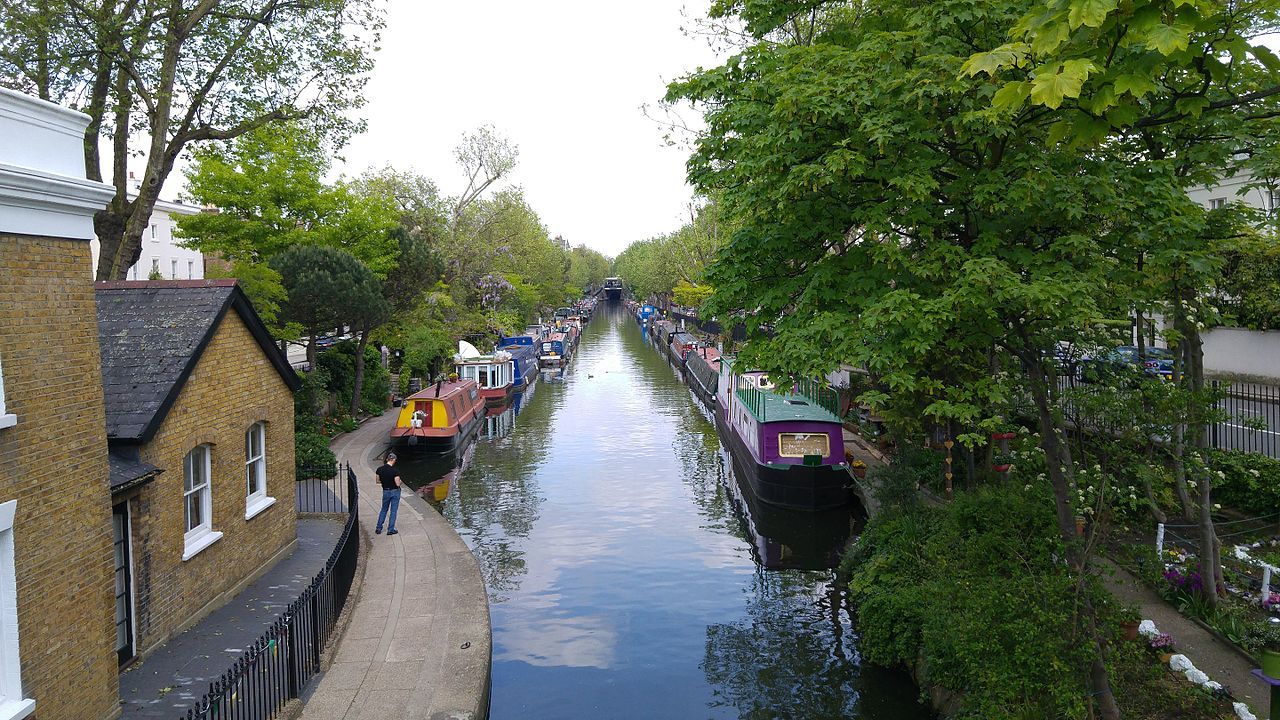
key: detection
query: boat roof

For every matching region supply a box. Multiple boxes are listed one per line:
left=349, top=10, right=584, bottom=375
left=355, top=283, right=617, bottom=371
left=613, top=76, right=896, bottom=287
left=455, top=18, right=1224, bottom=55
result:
left=671, top=332, right=697, bottom=344
left=406, top=379, right=477, bottom=401
left=745, top=390, right=842, bottom=424
left=456, top=355, right=510, bottom=365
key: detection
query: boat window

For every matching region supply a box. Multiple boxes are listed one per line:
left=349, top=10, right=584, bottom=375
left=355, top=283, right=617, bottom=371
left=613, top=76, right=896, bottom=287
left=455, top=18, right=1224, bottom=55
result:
left=784, top=399, right=810, bottom=406
left=478, top=367, right=490, bottom=387
left=778, top=433, right=830, bottom=458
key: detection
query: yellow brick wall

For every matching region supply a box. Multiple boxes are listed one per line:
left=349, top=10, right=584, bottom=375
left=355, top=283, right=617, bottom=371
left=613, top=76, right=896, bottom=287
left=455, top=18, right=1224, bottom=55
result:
left=133, top=309, right=296, bottom=653
left=0, top=234, right=120, bottom=720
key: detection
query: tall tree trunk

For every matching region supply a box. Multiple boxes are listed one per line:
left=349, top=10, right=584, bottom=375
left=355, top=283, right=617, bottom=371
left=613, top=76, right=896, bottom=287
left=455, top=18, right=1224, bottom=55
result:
left=1182, top=313, right=1223, bottom=603
left=1169, top=294, right=1196, bottom=520
left=1026, top=356, right=1120, bottom=720
left=350, top=328, right=370, bottom=417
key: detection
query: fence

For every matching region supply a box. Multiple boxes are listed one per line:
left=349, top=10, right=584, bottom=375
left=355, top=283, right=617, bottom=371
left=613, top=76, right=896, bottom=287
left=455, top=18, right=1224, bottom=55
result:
left=297, top=464, right=355, bottom=514
left=1209, top=381, right=1280, bottom=459
left=181, top=465, right=360, bottom=720
left=1156, top=512, right=1280, bottom=604
left=1027, top=375, right=1280, bottom=460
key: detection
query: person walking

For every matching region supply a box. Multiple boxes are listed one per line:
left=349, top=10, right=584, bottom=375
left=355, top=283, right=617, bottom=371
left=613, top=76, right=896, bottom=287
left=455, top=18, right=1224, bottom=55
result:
left=375, top=452, right=402, bottom=535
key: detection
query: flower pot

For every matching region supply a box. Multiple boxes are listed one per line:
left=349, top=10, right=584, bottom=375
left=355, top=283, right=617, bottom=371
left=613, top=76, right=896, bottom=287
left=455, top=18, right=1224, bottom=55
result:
left=852, top=467, right=867, bottom=479
left=1158, top=652, right=1173, bottom=664
left=1261, top=649, right=1280, bottom=680
left=992, top=463, right=1011, bottom=473
left=1121, top=621, right=1140, bottom=641
left=1075, top=516, right=1087, bottom=535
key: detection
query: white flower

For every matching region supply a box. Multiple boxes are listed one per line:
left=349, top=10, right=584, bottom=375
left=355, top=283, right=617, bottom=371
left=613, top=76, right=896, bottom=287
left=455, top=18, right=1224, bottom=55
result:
left=1214, top=504, right=1222, bottom=511
left=1217, top=470, right=1226, bottom=479
left=1251, top=469, right=1261, bottom=478
left=1024, top=484, right=1032, bottom=491
left=1084, top=506, right=1095, bottom=515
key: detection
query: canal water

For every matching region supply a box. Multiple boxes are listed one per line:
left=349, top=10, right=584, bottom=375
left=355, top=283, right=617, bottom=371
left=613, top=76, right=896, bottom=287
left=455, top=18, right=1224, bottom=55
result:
left=397, top=306, right=930, bottom=719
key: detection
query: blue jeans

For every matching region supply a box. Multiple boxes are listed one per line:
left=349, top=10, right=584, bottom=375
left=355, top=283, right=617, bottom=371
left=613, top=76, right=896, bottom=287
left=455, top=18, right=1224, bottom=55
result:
left=376, top=488, right=400, bottom=532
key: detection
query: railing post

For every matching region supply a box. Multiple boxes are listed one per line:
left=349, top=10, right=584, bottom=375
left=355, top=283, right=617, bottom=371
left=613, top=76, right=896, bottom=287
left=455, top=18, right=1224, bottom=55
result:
left=1155, top=523, right=1165, bottom=559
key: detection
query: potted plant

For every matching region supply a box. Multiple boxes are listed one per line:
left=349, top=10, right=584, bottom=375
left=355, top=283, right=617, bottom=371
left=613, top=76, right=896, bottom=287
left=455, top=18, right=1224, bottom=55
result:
left=1148, top=632, right=1175, bottom=662
left=1245, top=622, right=1280, bottom=679
left=850, top=459, right=867, bottom=478
left=991, top=452, right=1014, bottom=473
left=1119, top=606, right=1142, bottom=641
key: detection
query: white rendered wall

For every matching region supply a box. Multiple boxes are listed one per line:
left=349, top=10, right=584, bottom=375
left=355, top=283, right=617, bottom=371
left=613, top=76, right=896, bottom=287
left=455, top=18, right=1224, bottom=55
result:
left=89, top=199, right=203, bottom=279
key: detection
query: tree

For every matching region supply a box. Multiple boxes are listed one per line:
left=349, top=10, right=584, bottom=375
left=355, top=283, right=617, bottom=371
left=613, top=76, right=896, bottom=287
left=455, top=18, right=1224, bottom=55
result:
left=271, top=245, right=386, bottom=372
left=0, top=0, right=382, bottom=281
left=962, top=0, right=1280, bottom=611
left=663, top=0, right=1220, bottom=712
left=451, top=125, right=519, bottom=231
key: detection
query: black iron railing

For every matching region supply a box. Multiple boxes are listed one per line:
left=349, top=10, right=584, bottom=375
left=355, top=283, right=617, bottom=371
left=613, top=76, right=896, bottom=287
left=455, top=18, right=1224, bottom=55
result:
left=181, top=465, right=360, bottom=720
left=1210, top=380, right=1280, bottom=460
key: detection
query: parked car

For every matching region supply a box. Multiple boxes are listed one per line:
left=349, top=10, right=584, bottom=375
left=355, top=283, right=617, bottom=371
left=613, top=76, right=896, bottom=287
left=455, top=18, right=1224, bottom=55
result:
left=315, top=334, right=337, bottom=349
left=1078, top=345, right=1174, bottom=383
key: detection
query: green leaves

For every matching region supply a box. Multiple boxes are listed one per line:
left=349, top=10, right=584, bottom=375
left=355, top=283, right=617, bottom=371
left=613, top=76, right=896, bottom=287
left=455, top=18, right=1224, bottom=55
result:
left=1145, top=22, right=1192, bottom=55
left=1030, top=60, right=1095, bottom=109
left=1068, top=0, right=1118, bottom=30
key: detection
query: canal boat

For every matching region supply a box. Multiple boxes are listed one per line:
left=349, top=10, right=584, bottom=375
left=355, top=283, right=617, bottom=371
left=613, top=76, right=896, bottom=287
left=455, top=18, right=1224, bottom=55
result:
left=497, top=332, right=541, bottom=390
left=668, top=332, right=699, bottom=366
left=454, top=341, right=515, bottom=407
left=603, top=276, right=623, bottom=301
left=391, top=378, right=486, bottom=452
left=684, top=345, right=721, bottom=408
left=540, top=331, right=570, bottom=368
left=715, top=357, right=851, bottom=510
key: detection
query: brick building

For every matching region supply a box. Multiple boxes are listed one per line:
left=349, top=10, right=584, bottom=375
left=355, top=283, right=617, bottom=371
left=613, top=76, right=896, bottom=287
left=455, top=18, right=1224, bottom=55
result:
left=0, top=88, right=122, bottom=720
left=97, top=280, right=299, bottom=662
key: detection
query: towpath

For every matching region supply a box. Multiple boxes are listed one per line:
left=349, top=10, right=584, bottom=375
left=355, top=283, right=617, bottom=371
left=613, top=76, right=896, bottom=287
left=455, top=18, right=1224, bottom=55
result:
left=1104, top=561, right=1265, bottom=715
left=299, top=412, right=491, bottom=720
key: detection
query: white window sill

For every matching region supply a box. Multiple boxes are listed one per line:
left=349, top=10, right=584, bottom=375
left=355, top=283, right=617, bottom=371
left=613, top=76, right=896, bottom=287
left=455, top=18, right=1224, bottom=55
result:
left=182, top=529, right=223, bottom=561
left=0, top=414, right=15, bottom=430
left=0, top=697, right=35, bottom=720
left=244, top=495, right=277, bottom=521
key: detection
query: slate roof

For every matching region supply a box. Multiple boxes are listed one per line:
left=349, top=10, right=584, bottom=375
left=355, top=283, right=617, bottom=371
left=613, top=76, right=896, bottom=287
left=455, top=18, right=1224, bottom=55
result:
left=108, top=449, right=161, bottom=493
left=96, top=279, right=299, bottom=444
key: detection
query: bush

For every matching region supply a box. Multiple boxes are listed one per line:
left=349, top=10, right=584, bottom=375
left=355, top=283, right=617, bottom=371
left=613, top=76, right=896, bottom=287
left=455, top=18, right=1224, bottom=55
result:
left=294, top=431, right=335, bottom=480
left=294, top=367, right=331, bottom=433
left=845, top=484, right=1106, bottom=718
left=1206, top=449, right=1280, bottom=516
left=317, top=340, right=390, bottom=415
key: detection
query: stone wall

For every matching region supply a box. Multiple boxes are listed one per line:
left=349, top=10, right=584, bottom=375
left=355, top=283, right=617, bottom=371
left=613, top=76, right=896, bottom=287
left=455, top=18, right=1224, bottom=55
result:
left=0, top=233, right=120, bottom=720
left=131, top=309, right=296, bottom=656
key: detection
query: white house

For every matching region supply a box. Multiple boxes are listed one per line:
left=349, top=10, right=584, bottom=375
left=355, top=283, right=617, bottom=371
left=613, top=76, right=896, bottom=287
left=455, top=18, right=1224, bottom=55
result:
left=1187, top=167, right=1277, bottom=214
left=89, top=179, right=203, bottom=280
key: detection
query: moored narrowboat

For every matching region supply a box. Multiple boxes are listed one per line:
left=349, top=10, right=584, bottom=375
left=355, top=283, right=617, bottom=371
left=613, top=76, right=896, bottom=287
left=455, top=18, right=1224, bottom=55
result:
left=454, top=341, right=515, bottom=407
left=497, top=333, right=541, bottom=390
left=715, top=357, right=851, bottom=510
left=540, top=331, right=570, bottom=368
left=684, top=345, right=721, bottom=407
left=668, top=332, right=698, bottom=366
left=391, top=379, right=486, bottom=452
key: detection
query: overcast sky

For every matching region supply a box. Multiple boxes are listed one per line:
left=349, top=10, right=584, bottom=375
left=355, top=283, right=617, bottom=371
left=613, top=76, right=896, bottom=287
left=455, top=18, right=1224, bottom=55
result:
left=334, top=1, right=723, bottom=259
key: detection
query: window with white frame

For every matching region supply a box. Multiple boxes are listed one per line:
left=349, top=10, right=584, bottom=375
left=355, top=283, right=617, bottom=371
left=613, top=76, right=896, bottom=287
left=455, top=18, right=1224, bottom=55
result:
left=244, top=423, right=276, bottom=519
left=170, top=259, right=177, bottom=279
left=0, top=501, right=35, bottom=720
left=0, top=354, right=13, bottom=430
left=182, top=445, right=221, bottom=559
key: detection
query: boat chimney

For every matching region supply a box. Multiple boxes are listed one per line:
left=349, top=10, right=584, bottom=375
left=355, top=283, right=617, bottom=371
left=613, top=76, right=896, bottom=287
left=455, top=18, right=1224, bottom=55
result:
left=435, top=379, right=443, bottom=397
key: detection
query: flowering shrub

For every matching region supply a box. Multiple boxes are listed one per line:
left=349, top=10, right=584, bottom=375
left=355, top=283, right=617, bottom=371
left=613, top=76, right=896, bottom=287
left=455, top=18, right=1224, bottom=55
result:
left=1206, top=450, right=1280, bottom=516
left=1148, top=633, right=1175, bottom=651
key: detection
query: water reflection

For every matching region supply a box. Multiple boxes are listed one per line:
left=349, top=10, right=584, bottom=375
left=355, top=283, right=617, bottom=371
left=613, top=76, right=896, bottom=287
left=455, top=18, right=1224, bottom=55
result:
left=398, top=306, right=931, bottom=719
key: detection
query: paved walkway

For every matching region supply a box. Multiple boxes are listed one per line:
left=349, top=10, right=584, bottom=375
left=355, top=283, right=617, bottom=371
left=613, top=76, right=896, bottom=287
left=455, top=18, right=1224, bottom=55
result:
left=1104, top=561, right=1266, bottom=714
left=119, top=518, right=345, bottom=718
left=300, top=413, right=491, bottom=720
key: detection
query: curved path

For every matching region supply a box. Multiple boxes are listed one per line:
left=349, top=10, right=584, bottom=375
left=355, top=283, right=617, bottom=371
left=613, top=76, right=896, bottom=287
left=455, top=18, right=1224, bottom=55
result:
left=300, top=412, right=491, bottom=720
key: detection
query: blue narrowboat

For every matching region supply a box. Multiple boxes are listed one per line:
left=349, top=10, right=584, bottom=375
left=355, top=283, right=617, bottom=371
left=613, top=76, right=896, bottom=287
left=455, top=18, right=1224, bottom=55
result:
left=497, top=333, right=541, bottom=390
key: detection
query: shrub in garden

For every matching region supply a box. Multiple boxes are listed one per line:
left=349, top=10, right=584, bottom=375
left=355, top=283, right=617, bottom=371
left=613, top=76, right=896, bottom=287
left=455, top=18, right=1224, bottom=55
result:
left=295, top=430, right=336, bottom=480
left=1206, top=450, right=1280, bottom=516
left=845, top=483, right=1105, bottom=718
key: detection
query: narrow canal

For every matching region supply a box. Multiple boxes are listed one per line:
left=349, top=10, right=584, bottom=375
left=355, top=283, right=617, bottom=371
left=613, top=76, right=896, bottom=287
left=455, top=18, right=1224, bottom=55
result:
left=398, top=305, right=931, bottom=719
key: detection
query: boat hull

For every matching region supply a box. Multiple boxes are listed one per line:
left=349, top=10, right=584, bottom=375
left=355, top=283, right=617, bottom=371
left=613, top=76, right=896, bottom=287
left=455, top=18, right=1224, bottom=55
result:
left=390, top=410, right=483, bottom=453
left=480, top=384, right=514, bottom=407
left=717, top=405, right=852, bottom=511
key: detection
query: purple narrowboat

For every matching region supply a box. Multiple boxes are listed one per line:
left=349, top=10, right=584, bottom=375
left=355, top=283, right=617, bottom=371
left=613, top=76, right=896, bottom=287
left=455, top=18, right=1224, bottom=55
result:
left=716, top=357, right=851, bottom=510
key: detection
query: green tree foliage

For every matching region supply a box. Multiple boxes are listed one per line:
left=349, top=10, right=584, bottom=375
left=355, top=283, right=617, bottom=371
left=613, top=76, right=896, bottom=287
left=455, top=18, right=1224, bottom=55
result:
left=662, top=0, right=1279, bottom=710
left=179, top=123, right=400, bottom=277
left=0, top=0, right=382, bottom=280
left=846, top=483, right=1114, bottom=719
left=271, top=245, right=388, bottom=366
left=614, top=198, right=727, bottom=302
